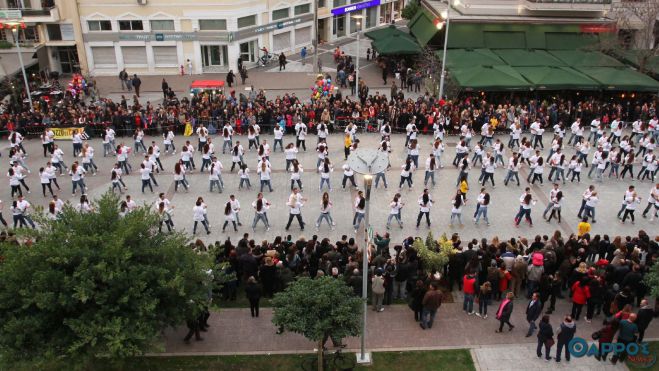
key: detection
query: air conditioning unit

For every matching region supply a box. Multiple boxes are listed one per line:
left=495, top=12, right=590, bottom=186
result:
left=137, top=0, right=148, bottom=5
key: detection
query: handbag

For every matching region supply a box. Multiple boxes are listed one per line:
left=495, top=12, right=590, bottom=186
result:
left=545, top=338, right=555, bottom=348
left=592, top=331, right=601, bottom=340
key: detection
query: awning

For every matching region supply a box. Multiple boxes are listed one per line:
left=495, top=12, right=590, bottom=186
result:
left=190, top=80, right=225, bottom=90
left=0, top=51, right=38, bottom=78
left=548, top=50, right=624, bottom=67
left=574, top=67, right=659, bottom=92
left=364, top=25, right=409, bottom=41
left=408, top=9, right=438, bottom=47
left=44, top=40, right=77, bottom=47
left=372, top=33, right=422, bottom=55
left=450, top=65, right=532, bottom=91
left=438, top=48, right=505, bottom=68
left=493, top=49, right=565, bottom=67
left=515, top=66, right=600, bottom=90
left=609, top=49, right=659, bottom=79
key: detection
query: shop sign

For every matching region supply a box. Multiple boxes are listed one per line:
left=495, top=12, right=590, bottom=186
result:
left=331, top=0, right=381, bottom=16
left=232, top=13, right=314, bottom=40
left=119, top=33, right=199, bottom=41
left=0, top=10, right=21, bottom=20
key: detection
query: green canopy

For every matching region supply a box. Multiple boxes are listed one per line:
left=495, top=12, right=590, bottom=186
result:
left=364, top=25, right=412, bottom=41
left=408, top=9, right=438, bottom=47
left=515, top=66, right=600, bottom=90
left=548, top=50, right=624, bottom=67
left=574, top=67, right=659, bottom=92
left=372, top=33, right=422, bottom=55
left=437, top=48, right=505, bottom=68
left=450, top=65, right=532, bottom=91
left=493, top=49, right=565, bottom=67
left=609, top=49, right=659, bottom=79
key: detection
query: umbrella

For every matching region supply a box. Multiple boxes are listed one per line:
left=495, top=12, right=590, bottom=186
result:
left=372, top=33, right=422, bottom=56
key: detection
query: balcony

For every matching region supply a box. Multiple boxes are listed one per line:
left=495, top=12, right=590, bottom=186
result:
left=525, top=0, right=613, bottom=12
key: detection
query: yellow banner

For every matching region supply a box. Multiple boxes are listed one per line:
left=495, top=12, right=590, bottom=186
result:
left=52, top=127, right=80, bottom=140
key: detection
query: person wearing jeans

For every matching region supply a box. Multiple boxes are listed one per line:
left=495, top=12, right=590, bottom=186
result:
left=526, top=292, right=542, bottom=337
left=463, top=272, right=476, bottom=314
left=372, top=269, right=386, bottom=312
left=420, top=283, right=443, bottom=330
left=554, top=315, right=576, bottom=363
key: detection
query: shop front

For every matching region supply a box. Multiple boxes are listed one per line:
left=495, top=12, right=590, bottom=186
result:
left=325, top=0, right=403, bottom=42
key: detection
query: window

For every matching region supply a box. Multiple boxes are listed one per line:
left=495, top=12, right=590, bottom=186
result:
left=88, top=20, right=112, bottom=31
left=239, top=40, right=258, bottom=62
left=294, top=4, right=311, bottom=15
left=334, top=0, right=346, bottom=7
left=272, top=8, right=290, bottom=21
left=319, top=0, right=326, bottom=7
left=47, top=24, right=62, bottom=41
left=295, top=26, right=311, bottom=45
left=152, top=46, right=178, bottom=66
left=19, top=27, right=39, bottom=43
left=122, top=46, right=148, bottom=65
left=91, top=46, right=117, bottom=67
left=237, top=15, right=257, bottom=29
left=118, top=20, right=144, bottom=31
left=199, top=19, right=227, bottom=31
left=150, top=20, right=175, bottom=31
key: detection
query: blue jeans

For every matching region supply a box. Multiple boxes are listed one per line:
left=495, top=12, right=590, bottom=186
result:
left=353, top=212, right=365, bottom=230
left=260, top=179, right=273, bottom=192
left=463, top=294, right=474, bottom=313
left=424, top=171, right=436, bottom=186
left=320, top=177, right=331, bottom=191
left=316, top=213, right=334, bottom=227
left=375, top=172, right=388, bottom=188
left=252, top=213, right=269, bottom=229
left=474, top=206, right=489, bottom=224
left=584, top=205, right=596, bottom=222
left=421, top=308, right=437, bottom=329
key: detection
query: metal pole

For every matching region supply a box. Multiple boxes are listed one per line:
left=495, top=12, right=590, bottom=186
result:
left=438, top=3, right=450, bottom=100
left=355, top=21, right=360, bottom=96
left=313, top=0, right=319, bottom=74
left=360, top=174, right=372, bottom=362
left=13, top=28, right=33, bottom=110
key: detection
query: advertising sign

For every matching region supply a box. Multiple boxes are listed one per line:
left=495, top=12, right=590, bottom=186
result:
left=331, top=0, right=381, bottom=16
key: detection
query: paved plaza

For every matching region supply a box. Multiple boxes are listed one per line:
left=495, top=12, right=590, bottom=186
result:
left=6, top=131, right=657, bottom=245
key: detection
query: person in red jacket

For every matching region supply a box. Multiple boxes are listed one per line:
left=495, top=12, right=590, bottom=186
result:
left=463, top=271, right=477, bottom=315
left=571, top=277, right=591, bottom=321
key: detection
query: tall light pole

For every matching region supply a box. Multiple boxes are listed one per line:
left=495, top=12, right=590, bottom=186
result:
left=438, top=0, right=459, bottom=100
left=347, top=148, right=388, bottom=366
left=352, top=14, right=363, bottom=97
left=9, top=23, right=33, bottom=110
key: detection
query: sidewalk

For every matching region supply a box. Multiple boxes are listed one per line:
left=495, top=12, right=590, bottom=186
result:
left=161, top=293, right=658, bottom=359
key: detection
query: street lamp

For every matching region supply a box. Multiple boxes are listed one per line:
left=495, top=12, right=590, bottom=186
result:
left=313, top=0, right=319, bottom=73
left=6, top=22, right=33, bottom=110
left=352, top=14, right=363, bottom=97
left=347, top=148, right=389, bottom=366
left=438, top=0, right=460, bottom=101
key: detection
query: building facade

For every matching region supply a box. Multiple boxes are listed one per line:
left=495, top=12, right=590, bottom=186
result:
left=0, top=0, right=86, bottom=78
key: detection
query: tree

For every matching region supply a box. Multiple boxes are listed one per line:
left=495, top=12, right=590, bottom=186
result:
left=401, top=0, right=420, bottom=20
left=644, top=262, right=659, bottom=299
left=271, top=276, right=361, bottom=371
left=415, top=232, right=456, bottom=275
left=416, top=47, right=460, bottom=99
left=609, top=0, right=659, bottom=74
left=0, top=191, right=212, bottom=362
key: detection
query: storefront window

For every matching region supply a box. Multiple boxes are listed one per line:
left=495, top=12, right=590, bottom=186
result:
left=333, top=15, right=346, bottom=37
left=240, top=40, right=258, bottom=62
left=350, top=12, right=363, bottom=34
left=202, top=45, right=228, bottom=67
left=366, top=6, right=377, bottom=28
left=334, top=0, right=346, bottom=7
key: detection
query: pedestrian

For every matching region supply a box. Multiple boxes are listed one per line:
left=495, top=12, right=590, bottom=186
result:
left=183, top=311, right=203, bottom=343
left=372, top=268, right=385, bottom=312
left=319, top=158, right=333, bottom=191
left=226, top=70, right=235, bottom=88
left=495, top=291, right=515, bottom=333
left=252, top=193, right=271, bottom=231
left=463, top=271, right=476, bottom=315
left=546, top=192, right=563, bottom=223
left=284, top=187, right=306, bottom=231
left=161, top=78, right=169, bottom=99
left=594, top=318, right=617, bottom=362
left=554, top=315, right=576, bottom=363
left=419, top=283, right=443, bottom=330
left=386, top=193, right=404, bottom=229
left=245, top=276, right=262, bottom=317
left=476, top=281, right=492, bottom=318
left=342, top=163, right=357, bottom=189
left=525, top=292, right=542, bottom=337
left=353, top=190, right=366, bottom=231
left=192, top=199, right=210, bottom=235
left=131, top=74, right=141, bottom=97
left=316, top=192, right=335, bottom=231
left=119, top=68, right=130, bottom=91
left=577, top=217, right=591, bottom=237
left=410, top=280, right=426, bottom=322
left=279, top=52, right=286, bottom=71
left=300, top=46, right=307, bottom=65
left=536, top=315, right=554, bottom=361
left=450, top=190, right=465, bottom=227
left=239, top=66, right=248, bottom=85
left=416, top=189, right=433, bottom=228
left=636, top=299, right=654, bottom=342
left=570, top=277, right=590, bottom=321
left=221, top=201, right=238, bottom=232
left=611, top=314, right=639, bottom=365
left=473, top=188, right=490, bottom=225
left=514, top=190, right=535, bottom=227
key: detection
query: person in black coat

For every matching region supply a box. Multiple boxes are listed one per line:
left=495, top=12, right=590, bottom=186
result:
left=245, top=276, right=263, bottom=317
left=259, top=257, right=277, bottom=297
left=555, top=315, right=577, bottom=363
left=496, top=292, right=515, bottom=333
left=636, top=299, right=654, bottom=342
left=410, top=279, right=427, bottom=322
left=536, top=315, right=554, bottom=361
left=226, top=70, right=235, bottom=88
left=526, top=292, right=543, bottom=337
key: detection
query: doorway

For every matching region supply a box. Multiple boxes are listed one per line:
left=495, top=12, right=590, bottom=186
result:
left=201, top=45, right=228, bottom=72
left=58, top=46, right=79, bottom=74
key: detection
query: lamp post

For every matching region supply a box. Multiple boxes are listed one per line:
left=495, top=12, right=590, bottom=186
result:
left=347, top=148, right=388, bottom=366
left=352, top=14, right=363, bottom=97
left=313, top=0, right=319, bottom=73
left=438, top=0, right=459, bottom=101
left=9, top=24, right=33, bottom=110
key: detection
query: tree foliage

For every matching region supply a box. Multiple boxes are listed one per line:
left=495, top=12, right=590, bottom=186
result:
left=0, top=191, right=212, bottom=362
left=644, top=262, right=659, bottom=299
left=271, top=276, right=361, bottom=343
left=401, top=1, right=420, bottom=20
left=607, top=0, right=659, bottom=73
left=416, top=232, right=456, bottom=274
